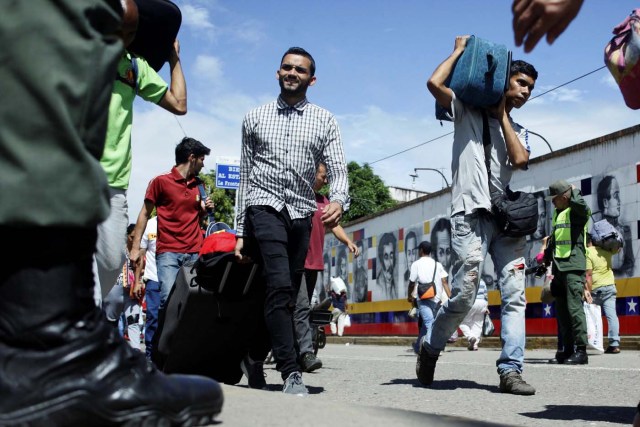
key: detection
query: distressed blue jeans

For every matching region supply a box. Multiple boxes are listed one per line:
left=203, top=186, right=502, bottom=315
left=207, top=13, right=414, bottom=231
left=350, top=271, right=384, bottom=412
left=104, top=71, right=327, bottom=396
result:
left=591, top=284, right=620, bottom=347
left=424, top=210, right=527, bottom=375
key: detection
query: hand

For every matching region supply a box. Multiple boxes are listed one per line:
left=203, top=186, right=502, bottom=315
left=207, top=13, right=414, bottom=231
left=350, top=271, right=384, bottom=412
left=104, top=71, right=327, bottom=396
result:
left=234, top=237, right=252, bottom=264
left=321, top=201, right=343, bottom=229
left=454, top=35, right=470, bottom=52
left=204, top=198, right=215, bottom=212
left=584, top=289, right=592, bottom=304
left=487, top=95, right=507, bottom=120
left=347, top=241, right=360, bottom=257
left=512, top=0, right=584, bottom=53
left=129, top=248, right=141, bottom=268
left=131, top=280, right=145, bottom=300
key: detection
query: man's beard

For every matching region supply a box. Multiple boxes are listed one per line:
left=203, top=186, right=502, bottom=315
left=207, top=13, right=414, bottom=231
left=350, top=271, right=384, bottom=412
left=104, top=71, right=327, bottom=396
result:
left=279, top=76, right=308, bottom=96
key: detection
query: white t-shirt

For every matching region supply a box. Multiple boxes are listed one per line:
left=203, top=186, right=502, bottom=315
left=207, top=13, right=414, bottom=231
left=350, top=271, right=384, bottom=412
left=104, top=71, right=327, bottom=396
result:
left=409, top=256, right=448, bottom=303
left=140, top=216, right=158, bottom=282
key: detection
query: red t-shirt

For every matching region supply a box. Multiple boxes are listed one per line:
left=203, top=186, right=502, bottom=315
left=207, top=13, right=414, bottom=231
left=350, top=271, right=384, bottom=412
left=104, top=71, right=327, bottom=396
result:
left=144, top=167, right=204, bottom=255
left=305, top=193, right=328, bottom=270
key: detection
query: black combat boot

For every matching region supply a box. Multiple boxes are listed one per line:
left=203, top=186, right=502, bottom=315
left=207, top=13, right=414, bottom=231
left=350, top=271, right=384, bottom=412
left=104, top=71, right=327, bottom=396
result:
left=565, top=346, right=589, bottom=365
left=0, top=227, right=223, bottom=426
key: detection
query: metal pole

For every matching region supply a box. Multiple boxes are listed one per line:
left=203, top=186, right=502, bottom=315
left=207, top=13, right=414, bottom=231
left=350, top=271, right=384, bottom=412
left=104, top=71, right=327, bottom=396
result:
left=413, top=168, right=450, bottom=188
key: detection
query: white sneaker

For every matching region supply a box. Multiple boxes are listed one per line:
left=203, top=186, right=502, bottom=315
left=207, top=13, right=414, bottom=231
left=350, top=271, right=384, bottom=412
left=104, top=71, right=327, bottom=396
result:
left=467, top=337, right=478, bottom=351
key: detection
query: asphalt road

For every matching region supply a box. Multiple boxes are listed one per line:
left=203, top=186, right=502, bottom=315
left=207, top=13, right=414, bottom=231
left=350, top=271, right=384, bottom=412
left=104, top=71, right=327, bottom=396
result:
left=213, top=343, right=638, bottom=427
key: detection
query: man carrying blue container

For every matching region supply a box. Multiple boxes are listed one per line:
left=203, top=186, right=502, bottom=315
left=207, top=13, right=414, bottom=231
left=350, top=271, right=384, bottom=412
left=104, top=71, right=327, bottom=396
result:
left=418, top=35, right=538, bottom=395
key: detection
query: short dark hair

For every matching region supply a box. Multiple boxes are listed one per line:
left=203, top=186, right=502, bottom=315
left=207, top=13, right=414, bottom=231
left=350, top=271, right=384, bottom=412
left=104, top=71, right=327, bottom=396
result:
left=281, top=46, right=316, bottom=77
left=596, top=175, right=616, bottom=212
left=510, top=59, right=538, bottom=81
left=126, top=223, right=136, bottom=235
left=377, top=232, right=396, bottom=262
left=175, top=137, right=211, bottom=164
left=418, top=241, right=432, bottom=256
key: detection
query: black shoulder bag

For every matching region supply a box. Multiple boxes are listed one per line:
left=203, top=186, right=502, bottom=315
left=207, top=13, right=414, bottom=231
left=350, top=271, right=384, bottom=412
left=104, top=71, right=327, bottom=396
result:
left=482, top=112, right=538, bottom=238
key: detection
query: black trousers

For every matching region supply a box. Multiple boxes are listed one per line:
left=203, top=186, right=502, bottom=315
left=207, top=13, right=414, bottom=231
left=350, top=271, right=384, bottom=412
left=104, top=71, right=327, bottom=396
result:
left=244, top=206, right=311, bottom=379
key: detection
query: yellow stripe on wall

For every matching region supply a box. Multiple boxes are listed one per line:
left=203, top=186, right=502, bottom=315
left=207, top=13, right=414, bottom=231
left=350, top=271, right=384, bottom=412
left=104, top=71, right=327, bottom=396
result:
left=349, top=277, right=640, bottom=314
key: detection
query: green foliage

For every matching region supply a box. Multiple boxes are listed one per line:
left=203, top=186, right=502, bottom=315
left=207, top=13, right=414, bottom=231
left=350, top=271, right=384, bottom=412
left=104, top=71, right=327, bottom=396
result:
left=203, top=162, right=394, bottom=227
left=199, top=173, right=236, bottom=227
left=321, top=161, right=396, bottom=223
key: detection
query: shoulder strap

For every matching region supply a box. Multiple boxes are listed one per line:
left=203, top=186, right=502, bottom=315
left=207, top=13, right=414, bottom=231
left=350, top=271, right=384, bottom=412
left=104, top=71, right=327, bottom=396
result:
left=430, top=258, right=437, bottom=283
left=115, top=56, right=138, bottom=93
left=481, top=111, right=492, bottom=181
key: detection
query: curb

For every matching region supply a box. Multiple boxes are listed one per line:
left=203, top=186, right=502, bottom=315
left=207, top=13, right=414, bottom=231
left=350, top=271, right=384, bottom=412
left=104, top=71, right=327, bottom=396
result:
left=325, top=335, right=640, bottom=350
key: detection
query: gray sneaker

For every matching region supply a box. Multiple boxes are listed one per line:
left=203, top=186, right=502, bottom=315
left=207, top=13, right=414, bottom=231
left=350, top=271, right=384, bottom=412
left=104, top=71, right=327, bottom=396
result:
left=240, top=354, right=267, bottom=390
left=300, top=352, right=323, bottom=373
left=499, top=371, right=536, bottom=395
left=282, top=371, right=308, bottom=396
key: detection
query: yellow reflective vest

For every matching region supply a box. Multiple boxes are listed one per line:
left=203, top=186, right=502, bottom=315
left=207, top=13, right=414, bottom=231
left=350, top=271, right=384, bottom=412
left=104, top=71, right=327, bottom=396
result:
left=552, top=207, right=587, bottom=259
left=552, top=208, right=572, bottom=259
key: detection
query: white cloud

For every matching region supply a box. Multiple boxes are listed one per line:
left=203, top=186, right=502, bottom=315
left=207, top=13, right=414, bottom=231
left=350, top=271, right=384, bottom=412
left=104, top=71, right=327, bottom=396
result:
left=193, top=55, right=224, bottom=82
left=181, top=4, right=216, bottom=39
left=529, top=86, right=584, bottom=104
left=227, top=19, right=266, bottom=45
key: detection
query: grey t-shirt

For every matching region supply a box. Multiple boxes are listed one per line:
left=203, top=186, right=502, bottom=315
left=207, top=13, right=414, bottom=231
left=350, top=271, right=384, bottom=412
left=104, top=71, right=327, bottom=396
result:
left=449, top=93, right=529, bottom=216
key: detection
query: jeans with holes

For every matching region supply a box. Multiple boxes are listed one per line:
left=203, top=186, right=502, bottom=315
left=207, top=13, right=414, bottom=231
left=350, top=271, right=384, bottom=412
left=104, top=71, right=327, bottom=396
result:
left=591, top=284, right=620, bottom=347
left=425, top=210, right=527, bottom=375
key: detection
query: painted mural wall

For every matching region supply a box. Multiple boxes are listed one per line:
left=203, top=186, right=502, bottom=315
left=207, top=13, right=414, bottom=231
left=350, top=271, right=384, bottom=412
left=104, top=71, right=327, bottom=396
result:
left=317, top=125, right=640, bottom=336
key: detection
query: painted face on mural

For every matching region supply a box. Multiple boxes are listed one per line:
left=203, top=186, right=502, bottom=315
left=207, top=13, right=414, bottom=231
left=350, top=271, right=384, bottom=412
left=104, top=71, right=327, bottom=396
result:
left=338, top=253, right=348, bottom=283
left=382, top=243, right=395, bottom=278
left=355, top=242, right=365, bottom=269
left=405, top=235, right=418, bottom=266
left=603, top=178, right=621, bottom=218
left=435, top=230, right=451, bottom=271
left=533, top=195, right=547, bottom=240
left=323, top=258, right=330, bottom=287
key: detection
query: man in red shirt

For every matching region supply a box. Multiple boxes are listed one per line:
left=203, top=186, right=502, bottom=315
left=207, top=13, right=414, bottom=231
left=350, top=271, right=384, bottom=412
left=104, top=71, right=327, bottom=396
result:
left=130, top=137, right=213, bottom=332
left=295, top=162, right=359, bottom=372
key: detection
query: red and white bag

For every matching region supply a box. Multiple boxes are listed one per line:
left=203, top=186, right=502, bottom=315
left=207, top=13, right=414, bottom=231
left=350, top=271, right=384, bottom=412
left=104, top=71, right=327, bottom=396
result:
left=605, top=9, right=640, bottom=109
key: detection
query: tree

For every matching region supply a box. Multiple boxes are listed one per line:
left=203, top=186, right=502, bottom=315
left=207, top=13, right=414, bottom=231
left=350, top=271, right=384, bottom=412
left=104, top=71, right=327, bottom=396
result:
left=199, top=173, right=236, bottom=227
left=320, top=161, right=396, bottom=223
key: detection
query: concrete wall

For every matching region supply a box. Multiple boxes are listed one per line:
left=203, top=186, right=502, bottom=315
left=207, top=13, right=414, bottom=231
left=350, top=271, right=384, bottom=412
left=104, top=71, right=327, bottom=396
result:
left=317, top=125, right=640, bottom=309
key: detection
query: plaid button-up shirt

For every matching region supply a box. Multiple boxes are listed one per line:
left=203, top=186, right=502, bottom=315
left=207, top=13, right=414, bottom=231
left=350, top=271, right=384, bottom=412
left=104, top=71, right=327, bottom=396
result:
left=236, top=96, right=349, bottom=236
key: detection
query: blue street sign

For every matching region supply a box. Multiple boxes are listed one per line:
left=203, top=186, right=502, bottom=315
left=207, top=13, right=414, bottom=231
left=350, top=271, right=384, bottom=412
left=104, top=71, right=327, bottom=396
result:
left=216, top=163, right=240, bottom=189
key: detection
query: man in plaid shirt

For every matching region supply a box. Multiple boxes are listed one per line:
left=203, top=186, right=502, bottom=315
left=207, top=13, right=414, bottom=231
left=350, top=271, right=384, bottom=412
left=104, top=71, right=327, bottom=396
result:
left=235, top=46, right=349, bottom=396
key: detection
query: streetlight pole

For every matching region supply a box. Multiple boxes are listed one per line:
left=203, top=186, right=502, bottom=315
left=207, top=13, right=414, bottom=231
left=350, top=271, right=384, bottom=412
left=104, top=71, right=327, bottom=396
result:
left=527, top=130, right=553, bottom=153
left=412, top=167, right=450, bottom=188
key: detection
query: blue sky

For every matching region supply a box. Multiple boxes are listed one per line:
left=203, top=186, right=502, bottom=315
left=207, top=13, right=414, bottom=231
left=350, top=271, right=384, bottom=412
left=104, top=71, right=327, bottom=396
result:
left=128, top=0, right=640, bottom=216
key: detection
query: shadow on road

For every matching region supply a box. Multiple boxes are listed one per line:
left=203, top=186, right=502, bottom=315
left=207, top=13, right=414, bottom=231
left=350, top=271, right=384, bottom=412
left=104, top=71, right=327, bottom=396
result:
left=381, top=377, right=497, bottom=392
left=520, top=405, right=635, bottom=424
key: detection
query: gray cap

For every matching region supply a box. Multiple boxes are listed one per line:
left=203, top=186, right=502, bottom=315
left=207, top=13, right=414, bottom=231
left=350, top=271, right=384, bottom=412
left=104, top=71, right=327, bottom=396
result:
left=545, top=179, right=571, bottom=200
